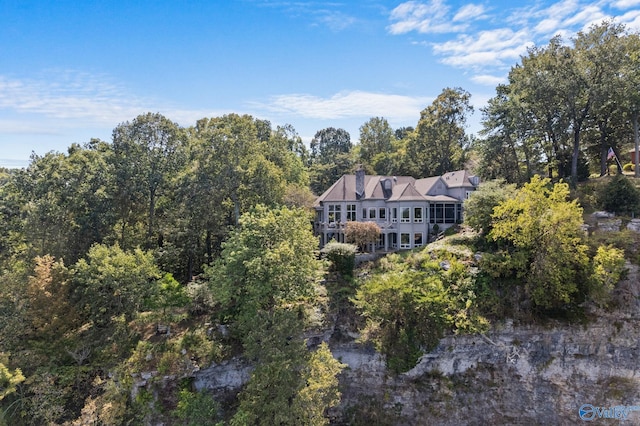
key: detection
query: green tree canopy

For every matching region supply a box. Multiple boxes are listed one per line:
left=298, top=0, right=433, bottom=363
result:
left=72, top=243, right=162, bottom=326
left=463, top=179, right=517, bottom=236
left=489, top=176, right=591, bottom=310
left=406, top=87, right=473, bottom=177
left=209, top=205, right=321, bottom=333
left=597, top=174, right=640, bottom=216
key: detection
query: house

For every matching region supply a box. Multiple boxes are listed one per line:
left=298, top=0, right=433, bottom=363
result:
left=313, top=168, right=479, bottom=250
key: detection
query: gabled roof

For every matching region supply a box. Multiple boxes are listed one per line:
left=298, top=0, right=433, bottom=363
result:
left=414, top=176, right=443, bottom=196
left=441, top=170, right=476, bottom=188
left=314, top=169, right=477, bottom=206
left=387, top=183, right=427, bottom=201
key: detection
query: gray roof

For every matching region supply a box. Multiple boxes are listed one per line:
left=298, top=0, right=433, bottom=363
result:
left=315, top=170, right=477, bottom=206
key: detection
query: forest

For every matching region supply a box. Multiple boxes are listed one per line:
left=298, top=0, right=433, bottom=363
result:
left=1, top=21, right=640, bottom=425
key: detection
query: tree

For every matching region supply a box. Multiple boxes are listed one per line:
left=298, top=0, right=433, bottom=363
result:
left=480, top=23, right=640, bottom=184
left=72, top=244, right=162, bottom=326
left=168, top=114, right=290, bottom=281
left=358, top=117, right=394, bottom=173
left=489, top=176, right=591, bottom=310
left=211, top=205, right=342, bottom=425
left=356, top=253, right=488, bottom=373
left=591, top=245, right=626, bottom=306
left=322, top=241, right=357, bottom=278
left=15, top=142, right=115, bottom=264
left=309, top=128, right=354, bottom=194
left=463, top=179, right=517, bottom=236
left=578, top=22, right=629, bottom=176
left=345, top=221, right=381, bottom=252
left=209, top=205, right=321, bottom=333
left=477, top=85, right=540, bottom=183
left=406, top=87, right=473, bottom=177
left=172, top=389, right=222, bottom=426
left=292, top=343, right=345, bottom=425
left=26, top=256, right=79, bottom=342
left=111, top=112, right=186, bottom=248
left=597, top=174, right=640, bottom=216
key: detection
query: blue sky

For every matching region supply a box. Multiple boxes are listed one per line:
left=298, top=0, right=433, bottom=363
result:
left=1, top=0, right=640, bottom=168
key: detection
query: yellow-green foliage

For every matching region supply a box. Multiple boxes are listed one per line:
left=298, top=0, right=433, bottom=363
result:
left=0, top=362, right=24, bottom=401
left=356, top=248, right=489, bottom=373
left=592, top=245, right=626, bottom=305
left=489, top=176, right=591, bottom=310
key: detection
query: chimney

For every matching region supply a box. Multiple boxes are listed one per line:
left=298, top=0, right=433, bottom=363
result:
left=355, top=165, right=365, bottom=199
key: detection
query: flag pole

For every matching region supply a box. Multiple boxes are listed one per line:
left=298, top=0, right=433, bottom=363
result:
left=614, top=152, right=623, bottom=171
left=608, top=147, right=623, bottom=172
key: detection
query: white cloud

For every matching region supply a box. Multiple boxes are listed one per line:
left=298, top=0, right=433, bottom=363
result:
left=546, top=0, right=581, bottom=19
left=388, top=0, right=466, bottom=34
left=565, top=5, right=608, bottom=28
left=317, top=11, right=357, bottom=31
left=0, top=71, right=232, bottom=135
left=618, top=9, right=640, bottom=30
left=453, top=4, right=487, bottom=22
left=611, top=0, right=640, bottom=9
left=433, top=28, right=533, bottom=68
left=471, top=74, right=508, bottom=86
left=0, top=71, right=147, bottom=124
left=253, top=91, right=431, bottom=122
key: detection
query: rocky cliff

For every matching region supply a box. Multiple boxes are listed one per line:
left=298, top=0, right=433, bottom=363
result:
left=195, top=263, right=640, bottom=425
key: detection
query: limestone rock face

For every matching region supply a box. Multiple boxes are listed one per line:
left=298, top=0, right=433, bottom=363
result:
left=194, top=358, right=252, bottom=409
left=331, top=317, right=640, bottom=425
left=192, top=265, right=640, bottom=425
left=598, top=219, right=622, bottom=232
left=627, top=219, right=640, bottom=232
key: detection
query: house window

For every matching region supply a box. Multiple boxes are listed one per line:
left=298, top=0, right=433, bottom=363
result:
left=379, top=208, right=386, bottom=220
left=347, top=204, right=357, bottom=221
left=429, top=203, right=457, bottom=224
left=430, top=204, right=442, bottom=223
left=400, top=233, right=411, bottom=249
left=414, top=233, right=423, bottom=247
left=414, top=207, right=423, bottom=223
left=465, top=191, right=473, bottom=199
left=328, top=204, right=341, bottom=223
left=400, top=207, right=410, bottom=223
left=391, top=208, right=397, bottom=223
left=390, top=233, right=398, bottom=248
left=368, top=208, right=377, bottom=219
left=457, top=204, right=462, bottom=222
left=445, top=204, right=455, bottom=223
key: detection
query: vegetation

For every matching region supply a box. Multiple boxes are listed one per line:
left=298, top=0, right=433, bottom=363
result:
left=597, top=174, right=640, bottom=215
left=345, top=221, right=381, bottom=252
left=0, top=18, right=638, bottom=424
left=355, top=248, right=489, bottom=373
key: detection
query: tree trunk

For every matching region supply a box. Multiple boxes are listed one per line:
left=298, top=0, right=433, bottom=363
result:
left=148, top=188, right=156, bottom=245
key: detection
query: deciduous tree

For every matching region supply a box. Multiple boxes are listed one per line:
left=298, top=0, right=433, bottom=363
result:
left=489, top=176, right=591, bottom=310
left=406, top=87, right=472, bottom=177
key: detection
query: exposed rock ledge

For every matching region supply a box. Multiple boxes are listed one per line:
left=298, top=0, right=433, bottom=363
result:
left=331, top=315, right=640, bottom=425
left=194, top=264, right=640, bottom=425
left=193, top=314, right=640, bottom=425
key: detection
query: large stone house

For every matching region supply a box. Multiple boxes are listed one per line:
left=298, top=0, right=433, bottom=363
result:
left=313, top=168, right=479, bottom=250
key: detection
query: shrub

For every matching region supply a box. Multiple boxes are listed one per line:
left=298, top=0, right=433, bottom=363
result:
left=623, top=163, right=635, bottom=172
left=345, top=221, right=381, bottom=252
left=597, top=174, right=640, bottom=216
left=591, top=245, right=626, bottom=306
left=322, top=241, right=357, bottom=277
